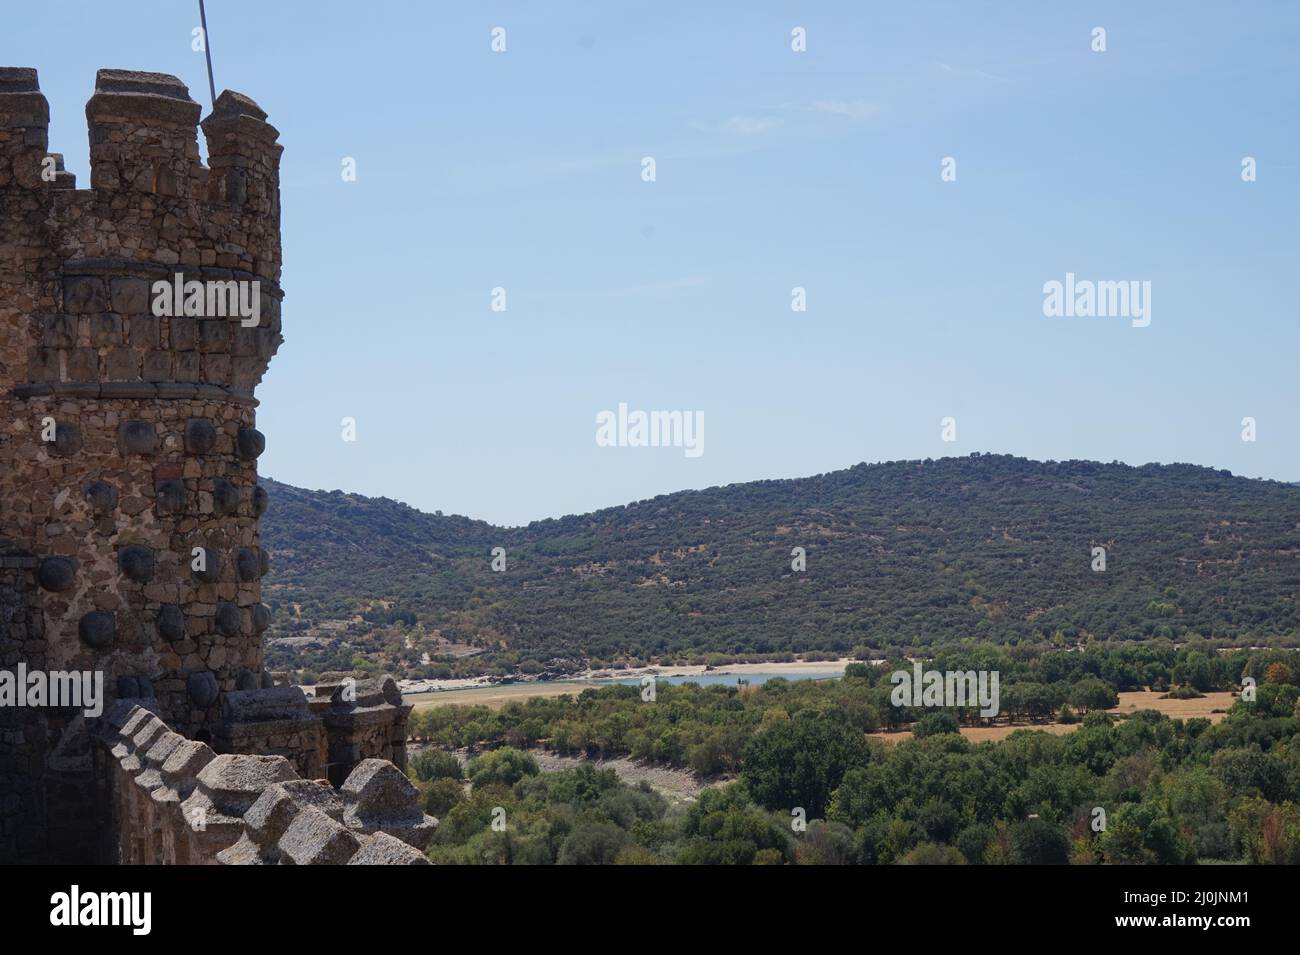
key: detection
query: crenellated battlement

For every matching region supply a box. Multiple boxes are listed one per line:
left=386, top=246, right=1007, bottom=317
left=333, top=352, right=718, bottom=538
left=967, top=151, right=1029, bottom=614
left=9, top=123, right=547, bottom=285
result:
left=84, top=69, right=205, bottom=197
left=0, top=68, right=282, bottom=265
left=0, top=68, right=284, bottom=395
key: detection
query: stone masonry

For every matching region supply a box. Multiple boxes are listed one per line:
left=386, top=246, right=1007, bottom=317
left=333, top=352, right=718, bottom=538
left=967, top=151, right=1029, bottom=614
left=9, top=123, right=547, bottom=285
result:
left=97, top=700, right=433, bottom=865
left=0, top=67, right=419, bottom=863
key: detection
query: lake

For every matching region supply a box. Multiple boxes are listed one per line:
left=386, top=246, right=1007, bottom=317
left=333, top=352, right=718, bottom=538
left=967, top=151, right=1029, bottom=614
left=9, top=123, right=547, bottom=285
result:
left=596, top=670, right=843, bottom=688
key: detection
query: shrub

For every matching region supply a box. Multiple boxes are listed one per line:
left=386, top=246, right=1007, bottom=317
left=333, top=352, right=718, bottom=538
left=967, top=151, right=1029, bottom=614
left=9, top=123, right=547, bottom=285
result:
left=411, top=749, right=463, bottom=782
left=420, top=777, right=465, bottom=817
left=1011, top=818, right=1071, bottom=864
left=468, top=747, right=539, bottom=787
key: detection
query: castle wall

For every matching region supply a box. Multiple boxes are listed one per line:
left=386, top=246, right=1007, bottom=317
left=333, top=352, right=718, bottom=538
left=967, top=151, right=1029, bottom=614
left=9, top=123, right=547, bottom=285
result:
left=310, top=677, right=414, bottom=785
left=0, top=550, right=44, bottom=861
left=97, top=700, right=433, bottom=865
left=0, top=67, right=285, bottom=862
left=1, top=66, right=419, bottom=864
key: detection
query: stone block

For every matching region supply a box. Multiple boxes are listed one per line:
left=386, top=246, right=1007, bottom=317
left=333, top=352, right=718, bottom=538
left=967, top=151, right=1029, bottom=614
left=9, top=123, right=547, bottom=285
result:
left=66, top=348, right=97, bottom=380
left=348, top=832, right=430, bottom=865
left=105, top=347, right=140, bottom=380
left=128, top=315, right=160, bottom=347
left=199, top=320, right=227, bottom=351
left=89, top=313, right=123, bottom=345
left=109, top=278, right=151, bottom=314
left=170, top=317, right=198, bottom=350
left=42, top=314, right=76, bottom=348
left=278, top=806, right=359, bottom=865
left=142, top=350, right=173, bottom=379
left=175, top=350, right=201, bottom=381
left=64, top=277, right=107, bottom=313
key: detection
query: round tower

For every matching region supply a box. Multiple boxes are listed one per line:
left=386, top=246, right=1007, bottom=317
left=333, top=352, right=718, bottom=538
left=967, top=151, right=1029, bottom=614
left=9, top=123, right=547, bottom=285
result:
left=0, top=68, right=284, bottom=860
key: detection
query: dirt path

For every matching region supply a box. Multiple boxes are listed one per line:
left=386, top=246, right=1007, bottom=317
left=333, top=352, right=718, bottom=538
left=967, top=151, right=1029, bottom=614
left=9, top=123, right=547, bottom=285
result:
left=530, top=752, right=729, bottom=804
left=410, top=743, right=726, bottom=805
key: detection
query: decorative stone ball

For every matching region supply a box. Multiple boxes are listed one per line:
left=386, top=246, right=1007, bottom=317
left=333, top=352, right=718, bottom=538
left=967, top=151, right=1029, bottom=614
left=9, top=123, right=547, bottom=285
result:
left=192, top=547, right=222, bottom=582
left=213, top=478, right=240, bottom=515
left=119, top=420, right=157, bottom=454
left=236, top=548, right=260, bottom=581
left=158, top=604, right=186, bottom=641
left=53, top=423, right=82, bottom=456
left=236, top=668, right=259, bottom=691
left=118, top=544, right=155, bottom=582
left=237, top=427, right=265, bottom=460
left=117, top=675, right=154, bottom=699
left=215, top=601, right=242, bottom=636
left=259, top=548, right=270, bottom=577
left=37, top=556, right=76, bottom=592
left=79, top=611, right=115, bottom=649
left=260, top=669, right=275, bottom=689
left=84, top=480, right=117, bottom=512
left=187, top=671, right=219, bottom=708
left=252, top=603, right=272, bottom=633
left=185, top=417, right=217, bottom=453
left=252, top=484, right=269, bottom=516
left=155, top=479, right=186, bottom=515
left=381, top=677, right=403, bottom=706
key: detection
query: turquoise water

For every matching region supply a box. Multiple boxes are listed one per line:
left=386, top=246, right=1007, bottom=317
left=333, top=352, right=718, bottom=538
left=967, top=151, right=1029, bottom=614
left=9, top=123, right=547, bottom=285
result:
left=404, top=669, right=847, bottom=701
left=596, top=670, right=843, bottom=688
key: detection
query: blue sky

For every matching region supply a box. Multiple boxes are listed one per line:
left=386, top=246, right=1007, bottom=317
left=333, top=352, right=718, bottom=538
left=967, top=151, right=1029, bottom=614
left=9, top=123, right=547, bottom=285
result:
left=6, top=2, right=1298, bottom=525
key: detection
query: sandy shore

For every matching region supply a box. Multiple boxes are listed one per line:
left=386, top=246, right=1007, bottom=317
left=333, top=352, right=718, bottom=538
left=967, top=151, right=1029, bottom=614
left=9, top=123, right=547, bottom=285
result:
left=403, top=658, right=853, bottom=711
left=407, top=681, right=595, bottom=711
left=579, top=658, right=855, bottom=681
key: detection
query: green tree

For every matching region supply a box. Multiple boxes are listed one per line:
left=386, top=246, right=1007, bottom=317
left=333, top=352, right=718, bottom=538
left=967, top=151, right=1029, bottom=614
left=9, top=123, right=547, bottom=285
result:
left=741, top=714, right=871, bottom=817
left=410, top=748, right=463, bottom=782
left=676, top=786, right=794, bottom=865
left=914, top=710, right=961, bottom=738
left=1069, top=677, right=1119, bottom=713
left=557, top=822, right=630, bottom=865
left=900, top=842, right=967, bottom=865
left=419, top=777, right=465, bottom=817
left=1010, top=818, right=1070, bottom=864
left=467, top=747, right=539, bottom=787
left=1100, top=802, right=1188, bottom=864
left=794, top=820, right=856, bottom=865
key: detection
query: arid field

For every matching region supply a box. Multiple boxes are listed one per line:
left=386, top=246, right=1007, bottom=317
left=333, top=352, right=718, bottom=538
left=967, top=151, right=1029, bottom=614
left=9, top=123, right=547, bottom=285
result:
left=407, top=681, right=595, bottom=711
left=404, top=660, right=853, bottom=712
left=868, top=690, right=1239, bottom=745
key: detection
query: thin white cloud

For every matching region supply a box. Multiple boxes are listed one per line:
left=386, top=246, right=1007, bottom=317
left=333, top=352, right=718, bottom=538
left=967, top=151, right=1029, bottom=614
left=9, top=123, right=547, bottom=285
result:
left=810, top=99, right=881, bottom=120
left=934, top=61, right=1008, bottom=82
left=719, top=115, right=784, bottom=135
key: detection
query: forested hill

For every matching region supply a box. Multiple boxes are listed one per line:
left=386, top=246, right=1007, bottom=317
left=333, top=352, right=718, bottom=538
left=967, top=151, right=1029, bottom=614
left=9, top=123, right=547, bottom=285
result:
left=260, top=455, right=1300, bottom=668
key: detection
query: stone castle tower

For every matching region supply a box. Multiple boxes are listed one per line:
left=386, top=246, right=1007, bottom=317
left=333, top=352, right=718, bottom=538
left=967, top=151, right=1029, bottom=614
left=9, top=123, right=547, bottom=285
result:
left=1, top=69, right=417, bottom=864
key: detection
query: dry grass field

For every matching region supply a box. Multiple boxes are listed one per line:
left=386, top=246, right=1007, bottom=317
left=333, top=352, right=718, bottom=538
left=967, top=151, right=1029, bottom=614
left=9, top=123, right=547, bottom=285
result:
left=408, top=681, right=1240, bottom=743
left=1111, top=689, right=1237, bottom=722
left=869, top=689, right=1239, bottom=745
left=407, top=681, right=593, bottom=712
left=405, top=661, right=850, bottom=712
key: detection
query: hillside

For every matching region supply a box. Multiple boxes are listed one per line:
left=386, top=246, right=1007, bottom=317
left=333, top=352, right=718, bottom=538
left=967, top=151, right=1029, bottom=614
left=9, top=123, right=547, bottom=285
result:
left=259, top=455, right=1300, bottom=676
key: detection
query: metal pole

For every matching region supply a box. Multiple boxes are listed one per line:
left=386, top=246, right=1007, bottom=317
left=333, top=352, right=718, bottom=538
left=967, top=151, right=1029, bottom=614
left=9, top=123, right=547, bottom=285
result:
left=199, top=0, right=217, bottom=108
